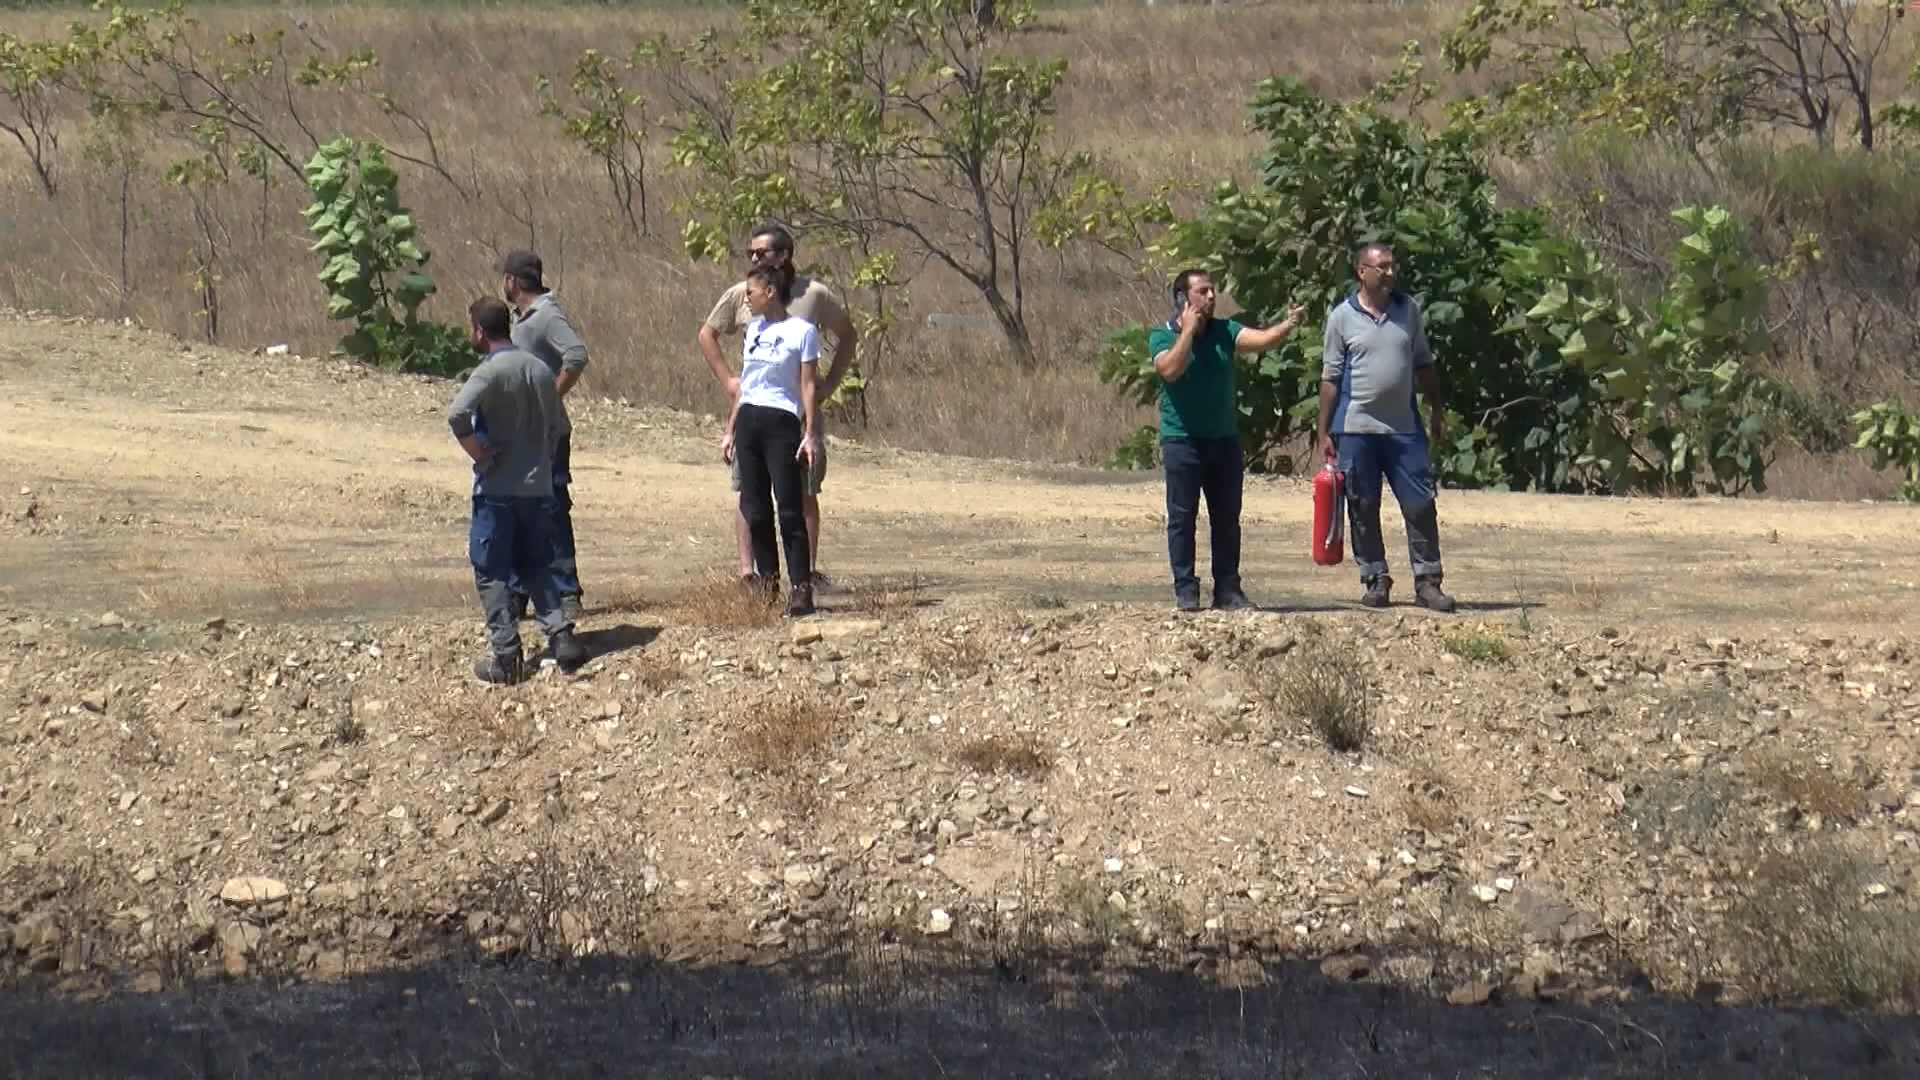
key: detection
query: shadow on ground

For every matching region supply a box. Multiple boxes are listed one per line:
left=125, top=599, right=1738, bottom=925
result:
left=3, top=941, right=1917, bottom=1079
left=578, top=623, right=661, bottom=659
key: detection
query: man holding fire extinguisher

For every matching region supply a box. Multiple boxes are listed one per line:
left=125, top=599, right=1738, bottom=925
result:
left=1316, top=242, right=1457, bottom=613
left=1149, top=269, right=1306, bottom=612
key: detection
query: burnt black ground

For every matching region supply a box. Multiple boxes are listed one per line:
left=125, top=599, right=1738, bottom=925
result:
left=4, top=944, right=1918, bottom=1079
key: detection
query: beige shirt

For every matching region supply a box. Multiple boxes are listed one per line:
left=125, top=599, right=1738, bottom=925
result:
left=705, top=275, right=849, bottom=341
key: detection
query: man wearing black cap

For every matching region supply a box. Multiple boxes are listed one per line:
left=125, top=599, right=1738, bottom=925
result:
left=499, top=249, right=590, bottom=621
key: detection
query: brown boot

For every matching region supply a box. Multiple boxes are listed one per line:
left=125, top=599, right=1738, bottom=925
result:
left=1360, top=574, right=1392, bottom=609
left=1414, top=575, right=1456, bottom=613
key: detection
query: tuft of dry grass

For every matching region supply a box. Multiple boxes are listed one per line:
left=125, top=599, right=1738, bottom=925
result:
left=632, top=653, right=685, bottom=692
left=1260, top=642, right=1372, bottom=753
left=955, top=734, right=1053, bottom=778
left=730, top=696, right=839, bottom=776
left=919, top=632, right=989, bottom=679
left=1726, top=840, right=1920, bottom=1009
left=1400, top=768, right=1460, bottom=836
left=848, top=574, right=931, bottom=618
left=666, top=573, right=781, bottom=628
left=1745, top=753, right=1868, bottom=821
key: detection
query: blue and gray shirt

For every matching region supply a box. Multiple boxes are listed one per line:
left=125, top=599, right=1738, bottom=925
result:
left=1321, top=289, right=1432, bottom=436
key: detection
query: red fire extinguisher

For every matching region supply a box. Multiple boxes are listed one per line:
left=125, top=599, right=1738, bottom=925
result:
left=1312, top=460, right=1345, bottom=567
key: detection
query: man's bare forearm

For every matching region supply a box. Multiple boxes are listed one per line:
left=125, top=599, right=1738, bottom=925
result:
left=555, top=368, right=581, bottom=398
left=697, top=325, right=733, bottom=386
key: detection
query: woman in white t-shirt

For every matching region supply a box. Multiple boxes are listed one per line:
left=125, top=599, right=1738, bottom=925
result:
left=721, top=264, right=822, bottom=616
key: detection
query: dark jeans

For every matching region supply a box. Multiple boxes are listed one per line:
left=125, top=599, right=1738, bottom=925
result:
left=1335, top=431, right=1443, bottom=582
left=735, top=403, right=812, bottom=587
left=507, top=435, right=581, bottom=604
left=548, top=434, right=581, bottom=598
left=471, top=495, right=573, bottom=657
left=1163, top=435, right=1243, bottom=594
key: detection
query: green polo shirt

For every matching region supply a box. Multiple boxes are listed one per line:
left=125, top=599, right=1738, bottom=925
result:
left=1147, top=317, right=1246, bottom=441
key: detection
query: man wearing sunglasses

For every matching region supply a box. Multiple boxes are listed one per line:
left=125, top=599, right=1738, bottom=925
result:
left=697, top=223, right=860, bottom=589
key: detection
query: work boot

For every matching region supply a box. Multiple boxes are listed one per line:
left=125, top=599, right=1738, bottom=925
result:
left=549, top=628, right=589, bottom=671
left=508, top=592, right=529, bottom=623
left=472, top=650, right=527, bottom=686
left=1212, top=583, right=1254, bottom=611
left=1174, top=583, right=1203, bottom=613
left=1360, top=575, right=1393, bottom=609
left=787, top=582, right=816, bottom=618
left=1414, top=575, right=1457, bottom=613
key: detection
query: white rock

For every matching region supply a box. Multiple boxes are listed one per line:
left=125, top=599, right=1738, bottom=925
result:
left=220, top=877, right=290, bottom=906
left=1471, top=885, right=1499, bottom=904
left=1495, top=877, right=1515, bottom=893
left=1345, top=786, right=1369, bottom=798
left=927, top=909, right=954, bottom=935
left=1103, top=857, right=1124, bottom=874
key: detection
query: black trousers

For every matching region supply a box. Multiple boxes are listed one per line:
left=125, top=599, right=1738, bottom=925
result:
left=735, top=403, right=812, bottom=587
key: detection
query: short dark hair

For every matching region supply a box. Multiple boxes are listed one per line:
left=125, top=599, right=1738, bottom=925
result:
left=497, top=248, right=544, bottom=291
left=746, top=263, right=793, bottom=305
left=1354, top=242, right=1394, bottom=271
left=469, top=297, right=513, bottom=341
left=1172, top=267, right=1211, bottom=298
left=750, top=222, right=795, bottom=257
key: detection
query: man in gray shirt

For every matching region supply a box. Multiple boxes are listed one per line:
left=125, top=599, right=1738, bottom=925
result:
left=1316, top=242, right=1457, bottom=613
left=448, top=297, right=589, bottom=684
left=500, top=250, right=589, bottom=621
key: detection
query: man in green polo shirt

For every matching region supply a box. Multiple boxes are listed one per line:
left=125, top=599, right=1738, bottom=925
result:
left=1147, top=268, right=1305, bottom=612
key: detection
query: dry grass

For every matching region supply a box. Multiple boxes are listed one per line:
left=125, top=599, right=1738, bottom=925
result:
left=847, top=574, right=931, bottom=618
left=1260, top=641, right=1372, bottom=753
left=955, top=734, right=1054, bottom=778
left=1725, top=840, right=1920, bottom=1009
left=1399, top=766, right=1460, bottom=836
left=665, top=573, right=781, bottom=628
left=1744, top=752, right=1868, bottom=822
left=730, top=696, right=839, bottom=776
left=631, top=654, right=685, bottom=693
left=0, top=2, right=1910, bottom=491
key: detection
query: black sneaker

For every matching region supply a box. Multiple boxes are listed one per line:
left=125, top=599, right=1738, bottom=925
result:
left=787, top=583, right=816, bottom=618
left=473, top=651, right=527, bottom=686
left=1212, top=586, right=1255, bottom=611
left=1360, top=575, right=1393, bottom=609
left=1174, top=584, right=1203, bottom=613
left=550, top=628, right=589, bottom=671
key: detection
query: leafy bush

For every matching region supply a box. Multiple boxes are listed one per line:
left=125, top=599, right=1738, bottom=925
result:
left=1101, top=79, right=1779, bottom=495
left=1852, top=401, right=1920, bottom=501
left=302, top=136, right=470, bottom=376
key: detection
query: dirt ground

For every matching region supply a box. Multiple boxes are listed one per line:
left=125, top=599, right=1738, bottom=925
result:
left=4, top=313, right=1920, bottom=1078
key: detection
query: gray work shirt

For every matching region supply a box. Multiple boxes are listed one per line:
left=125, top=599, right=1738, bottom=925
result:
left=446, top=345, right=569, bottom=498
left=511, top=293, right=589, bottom=378
left=1321, top=290, right=1432, bottom=436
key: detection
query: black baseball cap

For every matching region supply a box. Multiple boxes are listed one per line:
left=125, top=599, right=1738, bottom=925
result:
left=497, top=249, right=543, bottom=287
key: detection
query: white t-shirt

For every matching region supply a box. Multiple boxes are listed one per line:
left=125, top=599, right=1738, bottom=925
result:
left=738, top=314, right=821, bottom=418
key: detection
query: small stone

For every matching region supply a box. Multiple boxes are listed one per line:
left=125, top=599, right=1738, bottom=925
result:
left=1866, top=883, right=1891, bottom=899
left=927, top=909, right=954, bottom=935
left=1103, top=857, right=1124, bottom=874
left=1471, top=885, right=1499, bottom=904
left=1320, top=953, right=1372, bottom=982
left=479, top=799, right=510, bottom=826
left=790, top=626, right=823, bottom=647
left=10, top=842, right=37, bottom=861
left=97, top=612, right=125, bottom=628
left=1345, top=785, right=1369, bottom=799
left=133, top=864, right=158, bottom=886
left=1025, top=807, right=1051, bottom=827
left=782, top=864, right=815, bottom=888
left=312, top=950, right=348, bottom=981
left=1154, top=781, right=1171, bottom=795
left=219, top=877, right=290, bottom=907
left=1495, top=877, right=1515, bottom=893
left=1447, top=981, right=1494, bottom=1006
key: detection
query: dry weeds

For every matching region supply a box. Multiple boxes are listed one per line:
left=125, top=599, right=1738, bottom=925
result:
left=729, top=696, right=838, bottom=776
left=666, top=573, right=781, bottom=629
left=954, top=734, right=1054, bottom=778
left=1400, top=766, right=1461, bottom=836
left=1260, top=642, right=1372, bottom=753
left=1726, top=840, right=1920, bottom=1009
left=1744, top=752, right=1868, bottom=822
